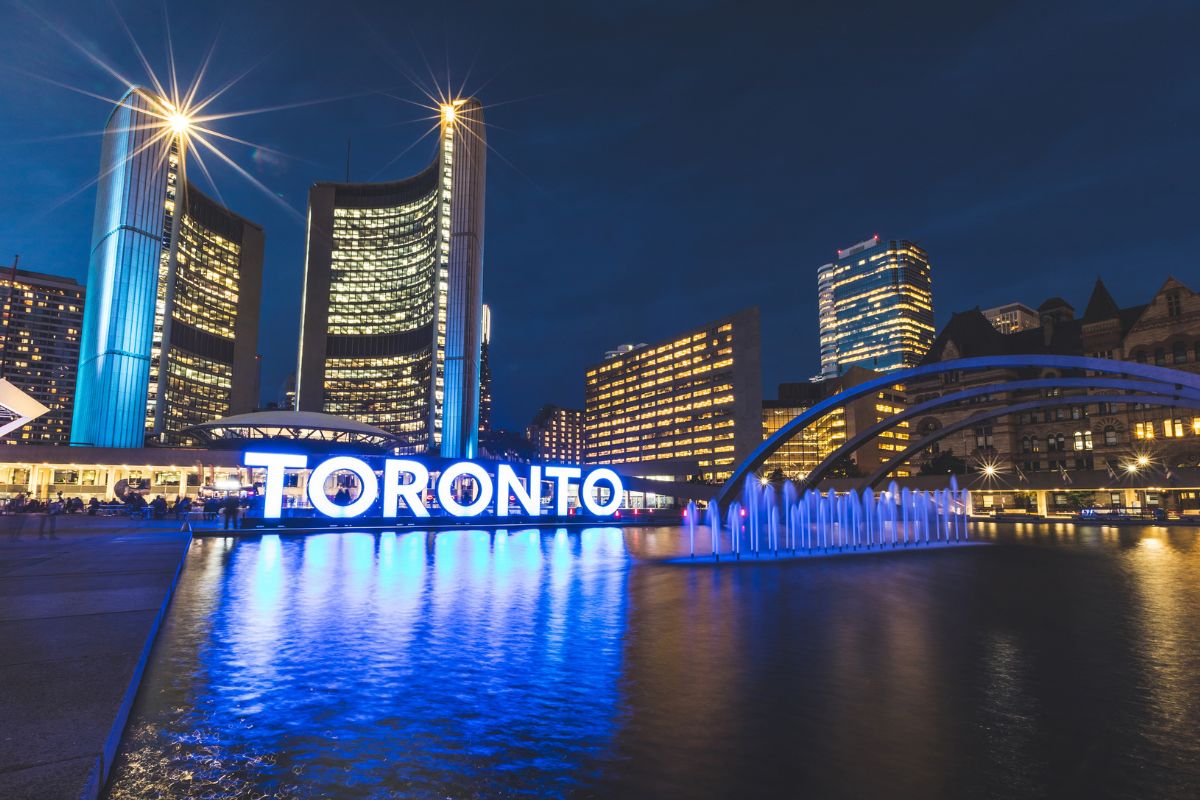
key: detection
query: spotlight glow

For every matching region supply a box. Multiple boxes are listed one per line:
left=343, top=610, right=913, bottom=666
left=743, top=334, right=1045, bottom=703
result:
left=15, top=4, right=353, bottom=221
left=167, top=111, right=191, bottom=135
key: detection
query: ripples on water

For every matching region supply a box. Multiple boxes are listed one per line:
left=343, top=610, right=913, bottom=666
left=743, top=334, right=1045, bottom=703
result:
left=107, top=524, right=1200, bottom=799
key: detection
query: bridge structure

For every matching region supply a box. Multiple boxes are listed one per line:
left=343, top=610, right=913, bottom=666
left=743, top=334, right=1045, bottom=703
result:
left=714, top=355, right=1200, bottom=509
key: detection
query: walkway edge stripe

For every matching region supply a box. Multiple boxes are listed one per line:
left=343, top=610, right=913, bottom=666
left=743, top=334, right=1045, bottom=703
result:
left=83, top=534, right=191, bottom=800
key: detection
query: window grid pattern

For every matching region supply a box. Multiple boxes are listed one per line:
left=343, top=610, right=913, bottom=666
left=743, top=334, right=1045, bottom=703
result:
left=585, top=322, right=741, bottom=481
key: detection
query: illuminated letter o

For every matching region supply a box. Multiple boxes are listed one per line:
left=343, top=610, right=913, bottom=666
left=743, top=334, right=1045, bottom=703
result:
left=437, top=461, right=494, bottom=517
left=581, top=468, right=623, bottom=516
left=308, top=456, right=378, bottom=518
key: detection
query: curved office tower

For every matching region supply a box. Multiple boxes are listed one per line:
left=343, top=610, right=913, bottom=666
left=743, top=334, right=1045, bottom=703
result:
left=296, top=98, right=485, bottom=458
left=73, top=87, right=264, bottom=447
left=147, top=187, right=264, bottom=444
left=72, top=88, right=174, bottom=448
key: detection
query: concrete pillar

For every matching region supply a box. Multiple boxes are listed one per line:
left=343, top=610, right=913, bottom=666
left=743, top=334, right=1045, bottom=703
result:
left=296, top=470, right=308, bottom=509
left=1036, top=490, right=1049, bottom=517
left=105, top=469, right=117, bottom=500
left=178, top=472, right=187, bottom=500
left=1124, top=488, right=1138, bottom=510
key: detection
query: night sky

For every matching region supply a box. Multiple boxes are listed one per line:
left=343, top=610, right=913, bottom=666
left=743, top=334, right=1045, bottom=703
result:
left=1, top=0, right=1198, bottom=430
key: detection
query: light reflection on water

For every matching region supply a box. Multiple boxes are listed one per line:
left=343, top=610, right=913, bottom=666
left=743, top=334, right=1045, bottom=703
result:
left=107, top=524, right=1200, bottom=799
left=109, top=528, right=629, bottom=799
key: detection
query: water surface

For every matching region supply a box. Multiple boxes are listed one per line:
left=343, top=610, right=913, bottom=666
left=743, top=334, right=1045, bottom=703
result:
left=107, top=523, right=1200, bottom=798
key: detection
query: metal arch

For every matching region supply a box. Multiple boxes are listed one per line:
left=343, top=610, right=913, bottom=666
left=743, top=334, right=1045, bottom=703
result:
left=799, top=377, right=1200, bottom=489
left=863, top=392, right=1200, bottom=488
left=715, top=355, right=1200, bottom=507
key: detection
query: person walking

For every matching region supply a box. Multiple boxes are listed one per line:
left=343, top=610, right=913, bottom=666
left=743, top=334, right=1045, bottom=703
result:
left=39, top=497, right=62, bottom=539
left=222, top=494, right=241, bottom=530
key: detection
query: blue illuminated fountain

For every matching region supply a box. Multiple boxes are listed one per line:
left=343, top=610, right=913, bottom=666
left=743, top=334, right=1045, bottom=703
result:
left=680, top=476, right=972, bottom=563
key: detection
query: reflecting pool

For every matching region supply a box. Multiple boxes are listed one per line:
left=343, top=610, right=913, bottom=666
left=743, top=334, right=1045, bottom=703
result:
left=107, top=524, right=1200, bottom=798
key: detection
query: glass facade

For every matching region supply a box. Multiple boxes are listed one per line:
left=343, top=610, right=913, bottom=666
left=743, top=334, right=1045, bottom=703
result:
left=818, top=236, right=934, bottom=378
left=297, top=99, right=485, bottom=458
left=73, top=88, right=263, bottom=448
left=761, top=373, right=910, bottom=481
left=151, top=188, right=261, bottom=444
left=0, top=269, right=85, bottom=445
left=762, top=402, right=835, bottom=478
left=314, top=171, right=440, bottom=453
left=146, top=145, right=181, bottom=432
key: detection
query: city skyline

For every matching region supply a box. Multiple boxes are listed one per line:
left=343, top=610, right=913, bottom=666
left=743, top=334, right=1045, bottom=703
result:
left=2, top=0, right=1199, bottom=431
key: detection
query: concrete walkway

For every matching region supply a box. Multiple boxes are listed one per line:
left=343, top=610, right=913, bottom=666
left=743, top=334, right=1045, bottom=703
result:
left=0, top=517, right=191, bottom=800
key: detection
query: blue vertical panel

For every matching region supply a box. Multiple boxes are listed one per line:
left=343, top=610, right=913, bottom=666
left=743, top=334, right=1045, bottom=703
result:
left=439, top=100, right=485, bottom=460
left=71, top=89, right=169, bottom=447
left=442, top=356, right=463, bottom=456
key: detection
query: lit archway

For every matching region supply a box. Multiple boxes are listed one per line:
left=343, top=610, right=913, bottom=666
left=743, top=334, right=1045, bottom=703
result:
left=716, top=356, right=1200, bottom=507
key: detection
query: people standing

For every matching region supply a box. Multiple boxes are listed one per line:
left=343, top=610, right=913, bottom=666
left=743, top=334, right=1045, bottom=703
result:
left=222, top=494, right=241, bottom=530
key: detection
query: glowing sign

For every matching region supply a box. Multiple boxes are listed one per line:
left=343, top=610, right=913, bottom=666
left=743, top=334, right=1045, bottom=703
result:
left=243, top=452, right=625, bottom=520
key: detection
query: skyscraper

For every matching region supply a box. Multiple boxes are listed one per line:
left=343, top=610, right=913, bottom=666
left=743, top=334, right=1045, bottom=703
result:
left=72, top=87, right=264, bottom=447
left=0, top=266, right=85, bottom=445
left=479, top=303, right=492, bottom=436
left=146, top=187, right=264, bottom=444
left=817, top=236, right=934, bottom=378
left=296, top=98, right=486, bottom=458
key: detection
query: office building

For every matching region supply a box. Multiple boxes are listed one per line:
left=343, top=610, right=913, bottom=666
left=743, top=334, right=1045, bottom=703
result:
left=72, top=87, right=264, bottom=448
left=0, top=266, right=85, bottom=445
left=584, top=308, right=762, bottom=482
left=296, top=98, right=486, bottom=458
left=983, top=302, right=1039, bottom=334
left=527, top=404, right=584, bottom=464
left=479, top=303, right=492, bottom=435
left=146, top=187, right=264, bottom=445
left=817, top=236, right=934, bottom=378
left=762, top=368, right=909, bottom=480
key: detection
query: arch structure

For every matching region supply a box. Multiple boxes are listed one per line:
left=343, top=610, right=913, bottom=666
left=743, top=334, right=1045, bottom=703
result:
left=715, top=355, right=1200, bottom=508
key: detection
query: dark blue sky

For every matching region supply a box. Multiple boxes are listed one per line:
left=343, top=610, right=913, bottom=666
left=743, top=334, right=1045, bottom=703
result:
left=1, top=0, right=1198, bottom=430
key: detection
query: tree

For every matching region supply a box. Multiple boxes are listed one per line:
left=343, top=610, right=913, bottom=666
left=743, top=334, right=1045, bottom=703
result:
left=919, top=450, right=967, bottom=475
left=827, top=456, right=863, bottom=478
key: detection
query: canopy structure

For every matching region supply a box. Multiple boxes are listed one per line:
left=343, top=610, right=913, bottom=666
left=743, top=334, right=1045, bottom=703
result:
left=0, top=378, right=49, bottom=439
left=187, top=410, right=399, bottom=452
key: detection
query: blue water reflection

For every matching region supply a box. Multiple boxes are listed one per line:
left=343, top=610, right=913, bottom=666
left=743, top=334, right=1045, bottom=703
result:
left=108, top=523, right=1200, bottom=799
left=110, top=528, right=628, bottom=798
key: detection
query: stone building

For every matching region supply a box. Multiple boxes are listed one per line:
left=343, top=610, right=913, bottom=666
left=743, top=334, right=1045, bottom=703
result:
left=905, top=277, right=1200, bottom=513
